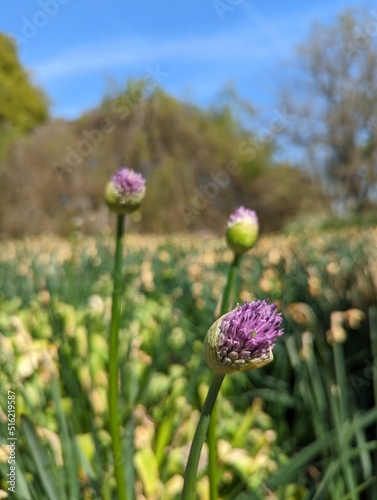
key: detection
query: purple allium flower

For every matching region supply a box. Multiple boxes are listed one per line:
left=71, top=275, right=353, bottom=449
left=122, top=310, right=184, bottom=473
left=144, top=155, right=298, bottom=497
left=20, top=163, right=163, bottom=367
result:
left=105, top=166, right=146, bottom=214
left=205, top=300, right=284, bottom=374
left=112, top=167, right=146, bottom=196
left=227, top=206, right=258, bottom=228
left=225, top=206, right=259, bottom=255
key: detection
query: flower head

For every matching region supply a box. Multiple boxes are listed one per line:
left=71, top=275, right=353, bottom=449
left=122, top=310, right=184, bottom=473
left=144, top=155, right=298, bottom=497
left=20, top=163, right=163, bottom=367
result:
left=228, top=206, right=258, bottom=227
left=226, top=206, right=259, bottom=254
left=205, top=300, right=284, bottom=374
left=105, top=166, right=146, bottom=214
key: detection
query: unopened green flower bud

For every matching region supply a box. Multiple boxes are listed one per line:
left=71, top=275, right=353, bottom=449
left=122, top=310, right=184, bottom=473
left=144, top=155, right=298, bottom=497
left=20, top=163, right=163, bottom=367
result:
left=105, top=166, right=146, bottom=214
left=225, top=206, right=259, bottom=254
left=205, top=300, right=284, bottom=374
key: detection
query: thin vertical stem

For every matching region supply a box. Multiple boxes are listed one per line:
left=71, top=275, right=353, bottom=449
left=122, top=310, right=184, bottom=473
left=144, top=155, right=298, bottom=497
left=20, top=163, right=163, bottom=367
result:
left=328, top=383, right=357, bottom=498
left=182, top=372, right=226, bottom=500
left=332, top=342, right=348, bottom=422
left=109, top=215, right=127, bottom=500
left=332, top=341, right=357, bottom=497
left=207, top=253, right=241, bottom=500
left=221, top=253, right=242, bottom=316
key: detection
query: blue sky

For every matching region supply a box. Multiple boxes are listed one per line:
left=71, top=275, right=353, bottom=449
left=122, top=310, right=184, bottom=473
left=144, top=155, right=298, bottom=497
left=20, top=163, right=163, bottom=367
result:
left=0, top=0, right=365, bottom=119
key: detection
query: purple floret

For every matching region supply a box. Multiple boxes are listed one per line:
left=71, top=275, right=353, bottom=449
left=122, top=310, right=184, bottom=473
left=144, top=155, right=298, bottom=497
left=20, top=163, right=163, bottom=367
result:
left=217, top=300, right=284, bottom=366
left=228, top=206, right=258, bottom=227
left=112, top=167, right=145, bottom=195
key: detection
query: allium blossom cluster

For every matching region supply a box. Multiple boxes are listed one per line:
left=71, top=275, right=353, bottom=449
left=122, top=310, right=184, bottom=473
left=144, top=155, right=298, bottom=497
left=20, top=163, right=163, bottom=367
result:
left=112, top=167, right=145, bottom=197
left=205, top=300, right=284, bottom=374
left=105, top=166, right=146, bottom=214
left=227, top=206, right=258, bottom=228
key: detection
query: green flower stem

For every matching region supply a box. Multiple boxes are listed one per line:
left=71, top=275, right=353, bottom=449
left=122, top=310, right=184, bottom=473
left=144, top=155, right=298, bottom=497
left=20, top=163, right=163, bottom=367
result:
left=220, top=253, right=242, bottom=315
left=208, top=252, right=242, bottom=500
left=182, top=372, right=226, bottom=500
left=109, top=214, right=127, bottom=500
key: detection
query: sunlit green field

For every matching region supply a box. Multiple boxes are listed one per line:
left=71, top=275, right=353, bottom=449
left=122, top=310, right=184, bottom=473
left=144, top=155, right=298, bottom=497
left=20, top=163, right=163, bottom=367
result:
left=0, top=228, right=376, bottom=499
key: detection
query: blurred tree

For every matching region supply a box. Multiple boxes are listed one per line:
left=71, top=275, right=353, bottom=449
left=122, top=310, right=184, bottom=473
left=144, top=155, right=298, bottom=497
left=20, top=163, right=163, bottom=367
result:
left=0, top=81, right=326, bottom=236
left=0, top=33, right=48, bottom=156
left=247, top=164, right=330, bottom=232
left=281, top=9, right=377, bottom=213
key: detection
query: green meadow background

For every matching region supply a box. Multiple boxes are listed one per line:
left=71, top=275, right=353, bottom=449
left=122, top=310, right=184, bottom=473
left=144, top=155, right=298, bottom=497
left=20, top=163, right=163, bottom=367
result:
left=0, top=226, right=376, bottom=498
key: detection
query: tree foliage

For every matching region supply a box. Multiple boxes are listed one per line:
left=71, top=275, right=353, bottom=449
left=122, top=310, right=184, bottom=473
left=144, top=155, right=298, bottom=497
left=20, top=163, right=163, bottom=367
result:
left=0, top=33, right=48, bottom=155
left=281, top=8, right=377, bottom=213
left=0, top=81, right=325, bottom=236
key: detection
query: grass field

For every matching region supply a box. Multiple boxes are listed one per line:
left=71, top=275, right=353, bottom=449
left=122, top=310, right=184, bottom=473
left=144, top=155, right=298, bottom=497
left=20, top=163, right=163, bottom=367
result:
left=0, top=227, right=376, bottom=499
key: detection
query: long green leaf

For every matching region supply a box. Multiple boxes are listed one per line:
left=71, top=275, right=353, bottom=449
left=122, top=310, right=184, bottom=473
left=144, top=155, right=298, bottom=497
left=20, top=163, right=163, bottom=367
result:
left=267, top=433, right=332, bottom=488
left=13, top=459, right=33, bottom=500
left=154, top=413, right=175, bottom=468
left=339, top=476, right=377, bottom=500
left=350, top=405, right=377, bottom=433
left=355, top=425, right=372, bottom=480
left=312, top=460, right=338, bottom=500
left=21, top=415, right=61, bottom=500
left=51, top=378, right=80, bottom=499
left=369, top=305, right=377, bottom=499
left=327, top=380, right=357, bottom=498
left=369, top=306, right=377, bottom=408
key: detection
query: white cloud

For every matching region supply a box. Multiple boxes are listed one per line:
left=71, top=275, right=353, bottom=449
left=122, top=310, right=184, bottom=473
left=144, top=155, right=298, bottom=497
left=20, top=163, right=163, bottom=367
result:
left=30, top=23, right=298, bottom=83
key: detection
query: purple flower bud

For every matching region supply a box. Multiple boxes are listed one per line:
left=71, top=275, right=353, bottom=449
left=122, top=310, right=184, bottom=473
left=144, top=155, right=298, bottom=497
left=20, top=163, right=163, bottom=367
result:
left=112, top=167, right=145, bottom=195
left=226, top=206, right=259, bottom=254
left=228, top=206, right=258, bottom=227
left=205, top=300, right=284, bottom=374
left=105, top=167, right=146, bottom=214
